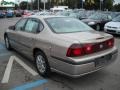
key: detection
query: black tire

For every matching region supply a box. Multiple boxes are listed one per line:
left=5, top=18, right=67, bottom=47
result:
left=96, top=24, right=100, bottom=31
left=4, top=35, right=12, bottom=50
left=35, top=51, right=51, bottom=77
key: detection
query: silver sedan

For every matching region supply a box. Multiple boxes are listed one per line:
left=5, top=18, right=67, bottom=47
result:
left=4, top=16, right=118, bottom=78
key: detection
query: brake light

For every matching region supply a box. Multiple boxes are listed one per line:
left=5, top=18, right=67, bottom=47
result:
left=107, top=38, right=114, bottom=48
left=66, top=38, right=114, bottom=57
left=84, top=44, right=93, bottom=54
left=66, top=44, right=84, bottom=57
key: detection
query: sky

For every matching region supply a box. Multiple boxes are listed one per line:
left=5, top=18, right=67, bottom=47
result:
left=114, top=0, right=120, bottom=4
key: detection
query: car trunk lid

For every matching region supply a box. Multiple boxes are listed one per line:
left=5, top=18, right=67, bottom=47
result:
left=59, top=31, right=112, bottom=43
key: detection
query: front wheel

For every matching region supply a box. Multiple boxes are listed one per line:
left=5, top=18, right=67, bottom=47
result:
left=35, top=51, right=51, bottom=77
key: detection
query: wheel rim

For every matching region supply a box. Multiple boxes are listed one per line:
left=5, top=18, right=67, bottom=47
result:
left=5, top=37, right=9, bottom=49
left=36, top=55, right=46, bottom=73
left=96, top=25, right=100, bottom=31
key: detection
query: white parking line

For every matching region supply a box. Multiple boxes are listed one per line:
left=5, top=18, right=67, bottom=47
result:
left=1, top=56, right=14, bottom=83
left=15, top=57, right=38, bottom=76
left=1, top=56, right=38, bottom=84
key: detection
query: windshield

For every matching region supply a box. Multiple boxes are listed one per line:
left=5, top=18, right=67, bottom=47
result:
left=112, top=15, right=120, bottom=22
left=56, top=11, right=70, bottom=16
left=35, top=12, right=50, bottom=15
left=88, top=13, right=108, bottom=20
left=45, top=17, right=93, bottom=33
left=69, top=13, right=78, bottom=18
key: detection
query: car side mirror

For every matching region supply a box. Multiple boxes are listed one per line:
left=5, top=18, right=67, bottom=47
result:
left=9, top=26, right=15, bottom=30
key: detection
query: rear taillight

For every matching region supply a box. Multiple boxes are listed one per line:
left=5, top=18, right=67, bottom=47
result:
left=66, top=44, right=84, bottom=57
left=83, top=44, right=93, bottom=54
left=106, top=38, right=114, bottom=48
left=66, top=44, right=94, bottom=57
left=66, top=38, right=114, bottom=57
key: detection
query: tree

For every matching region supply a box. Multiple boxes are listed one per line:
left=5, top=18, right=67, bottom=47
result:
left=113, top=3, right=120, bottom=11
left=94, top=0, right=100, bottom=10
left=84, top=0, right=114, bottom=10
left=33, top=0, right=46, bottom=10
left=67, top=0, right=78, bottom=9
left=19, top=1, right=29, bottom=10
left=15, top=4, right=19, bottom=9
left=32, top=0, right=114, bottom=10
left=86, top=0, right=95, bottom=6
left=103, top=0, right=114, bottom=10
left=85, top=0, right=95, bottom=10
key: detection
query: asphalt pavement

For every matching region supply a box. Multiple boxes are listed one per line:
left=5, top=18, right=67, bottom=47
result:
left=0, top=17, right=120, bottom=90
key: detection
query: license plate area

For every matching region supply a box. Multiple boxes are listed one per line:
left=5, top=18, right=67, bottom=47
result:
left=95, top=54, right=112, bottom=67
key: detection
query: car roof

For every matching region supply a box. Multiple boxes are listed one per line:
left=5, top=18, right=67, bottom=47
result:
left=25, top=15, right=66, bottom=20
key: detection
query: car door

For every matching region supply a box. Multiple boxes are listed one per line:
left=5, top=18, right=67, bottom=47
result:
left=7, top=18, right=28, bottom=50
left=16, top=18, right=42, bottom=58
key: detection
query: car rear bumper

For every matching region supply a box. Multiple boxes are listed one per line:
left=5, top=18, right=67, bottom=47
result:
left=51, top=47, right=118, bottom=78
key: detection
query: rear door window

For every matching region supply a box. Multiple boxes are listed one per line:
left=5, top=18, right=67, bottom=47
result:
left=15, top=19, right=27, bottom=31
left=24, top=19, right=39, bottom=33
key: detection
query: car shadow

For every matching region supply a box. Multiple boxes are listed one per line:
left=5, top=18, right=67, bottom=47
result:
left=49, top=69, right=109, bottom=89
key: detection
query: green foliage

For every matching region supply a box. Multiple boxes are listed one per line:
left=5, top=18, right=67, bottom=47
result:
left=85, top=0, right=95, bottom=10
left=15, top=4, right=19, bottom=9
left=19, top=1, right=28, bottom=10
left=23, top=0, right=114, bottom=10
left=85, top=0, right=114, bottom=10
left=104, top=0, right=114, bottom=10
left=86, top=0, right=95, bottom=6
left=113, top=4, right=120, bottom=11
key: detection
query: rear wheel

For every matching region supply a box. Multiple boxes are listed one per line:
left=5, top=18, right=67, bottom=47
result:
left=35, top=51, right=51, bottom=77
left=4, top=36, right=12, bottom=50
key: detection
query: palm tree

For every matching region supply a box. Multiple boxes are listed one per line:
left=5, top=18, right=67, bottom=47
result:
left=85, top=0, right=95, bottom=9
left=86, top=0, right=95, bottom=6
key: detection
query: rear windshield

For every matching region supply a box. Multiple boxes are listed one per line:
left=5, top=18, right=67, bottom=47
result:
left=112, top=15, right=120, bottom=22
left=89, top=13, right=107, bottom=20
left=45, top=17, right=93, bottom=33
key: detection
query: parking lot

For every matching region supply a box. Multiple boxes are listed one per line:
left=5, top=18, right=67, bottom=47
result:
left=0, top=17, right=120, bottom=90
